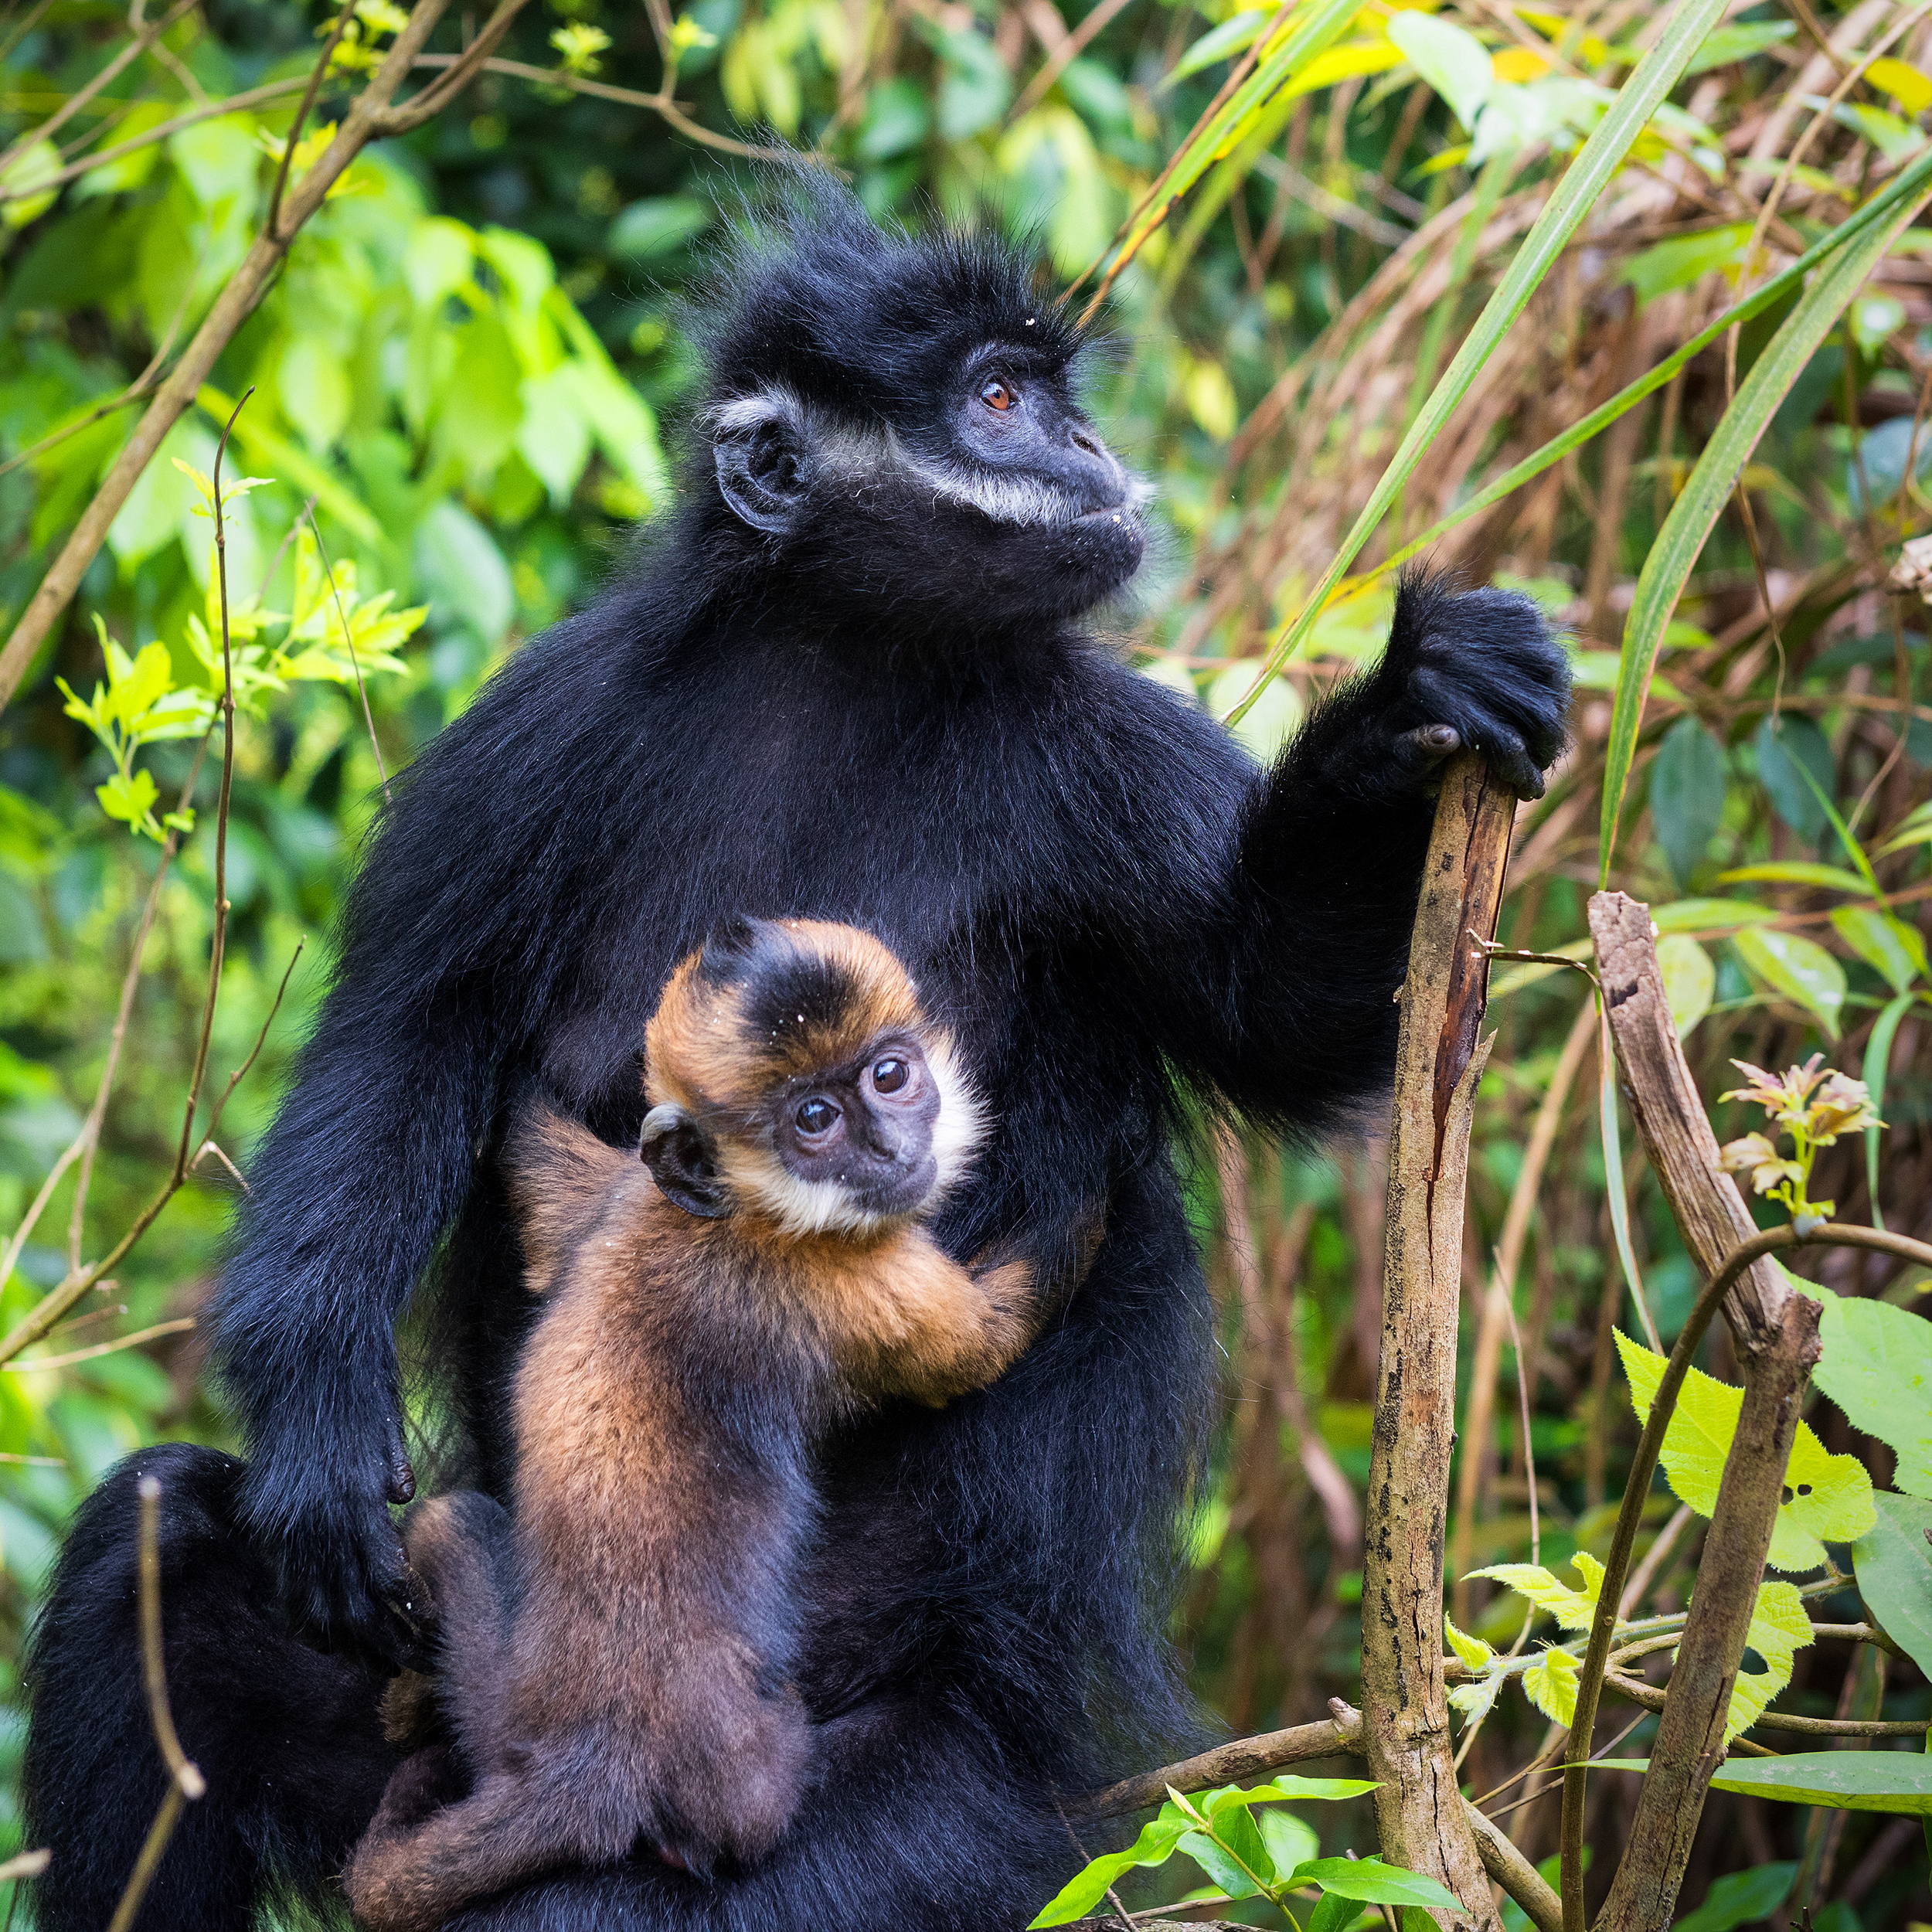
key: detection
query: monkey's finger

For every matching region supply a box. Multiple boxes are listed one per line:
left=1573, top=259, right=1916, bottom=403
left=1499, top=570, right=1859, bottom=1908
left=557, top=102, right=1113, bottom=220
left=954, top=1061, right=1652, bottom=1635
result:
left=1393, top=723, right=1461, bottom=781
left=1406, top=671, right=1546, bottom=799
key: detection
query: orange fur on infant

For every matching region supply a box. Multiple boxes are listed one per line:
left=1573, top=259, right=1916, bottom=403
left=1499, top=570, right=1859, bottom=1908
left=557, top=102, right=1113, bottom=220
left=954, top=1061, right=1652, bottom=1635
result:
left=344, top=920, right=1063, bottom=1932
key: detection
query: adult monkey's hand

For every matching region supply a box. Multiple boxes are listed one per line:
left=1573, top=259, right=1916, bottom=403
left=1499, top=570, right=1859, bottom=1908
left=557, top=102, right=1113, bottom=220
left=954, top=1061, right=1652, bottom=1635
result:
left=247, top=1410, right=430, bottom=1673
left=1296, top=576, right=1572, bottom=804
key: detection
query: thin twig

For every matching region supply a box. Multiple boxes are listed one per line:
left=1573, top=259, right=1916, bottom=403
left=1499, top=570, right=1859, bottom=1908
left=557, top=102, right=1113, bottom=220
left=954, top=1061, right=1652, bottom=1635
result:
left=304, top=509, right=389, bottom=801
left=407, top=52, right=804, bottom=160
left=105, top=1476, right=205, bottom=1932
left=4, top=1318, right=196, bottom=1373
left=1007, top=0, right=1141, bottom=122
left=266, top=2, right=353, bottom=240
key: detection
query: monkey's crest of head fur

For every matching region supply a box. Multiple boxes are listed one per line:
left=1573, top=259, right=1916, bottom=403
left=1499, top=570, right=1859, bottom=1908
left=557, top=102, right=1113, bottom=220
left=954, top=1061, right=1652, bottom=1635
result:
left=692, top=180, right=1085, bottom=428
left=643, top=916, right=983, bottom=1236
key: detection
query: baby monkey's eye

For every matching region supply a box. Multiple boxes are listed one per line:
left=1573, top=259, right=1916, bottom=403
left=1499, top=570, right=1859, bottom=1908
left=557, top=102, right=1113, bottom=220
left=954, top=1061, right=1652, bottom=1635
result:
left=795, top=1097, right=840, bottom=1137
left=872, top=1057, right=909, bottom=1094
left=979, top=379, right=1016, bottom=413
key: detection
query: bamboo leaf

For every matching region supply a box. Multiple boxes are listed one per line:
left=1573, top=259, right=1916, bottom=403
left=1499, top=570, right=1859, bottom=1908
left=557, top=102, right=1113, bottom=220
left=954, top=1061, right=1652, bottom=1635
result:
left=1717, top=862, right=1870, bottom=895
left=1863, top=989, right=1918, bottom=1229
left=1226, top=0, right=1733, bottom=725
left=1598, top=173, right=1932, bottom=879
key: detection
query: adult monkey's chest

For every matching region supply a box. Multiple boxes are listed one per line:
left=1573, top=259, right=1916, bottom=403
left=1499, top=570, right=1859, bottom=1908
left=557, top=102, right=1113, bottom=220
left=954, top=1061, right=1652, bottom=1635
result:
left=537, top=646, right=1141, bottom=1135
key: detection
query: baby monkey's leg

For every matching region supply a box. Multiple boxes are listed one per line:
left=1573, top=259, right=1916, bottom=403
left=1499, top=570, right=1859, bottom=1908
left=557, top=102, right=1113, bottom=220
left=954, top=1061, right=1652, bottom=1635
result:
left=345, top=1761, right=614, bottom=1932
left=398, top=1489, right=519, bottom=1768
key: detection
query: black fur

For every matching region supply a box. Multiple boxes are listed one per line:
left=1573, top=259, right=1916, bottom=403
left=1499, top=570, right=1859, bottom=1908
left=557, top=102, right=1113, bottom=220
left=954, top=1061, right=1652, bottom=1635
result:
left=22, top=1444, right=397, bottom=1930
left=23, top=189, right=1569, bottom=1931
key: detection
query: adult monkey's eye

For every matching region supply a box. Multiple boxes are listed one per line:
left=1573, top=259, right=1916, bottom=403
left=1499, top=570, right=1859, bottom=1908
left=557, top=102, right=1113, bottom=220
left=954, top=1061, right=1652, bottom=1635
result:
left=979, top=379, right=1016, bottom=413
left=872, top=1057, right=909, bottom=1094
left=795, top=1097, right=841, bottom=1136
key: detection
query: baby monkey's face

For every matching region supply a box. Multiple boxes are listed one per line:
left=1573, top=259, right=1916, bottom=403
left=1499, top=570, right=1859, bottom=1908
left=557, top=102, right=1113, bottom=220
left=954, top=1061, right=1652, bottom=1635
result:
left=773, top=1032, right=942, bottom=1221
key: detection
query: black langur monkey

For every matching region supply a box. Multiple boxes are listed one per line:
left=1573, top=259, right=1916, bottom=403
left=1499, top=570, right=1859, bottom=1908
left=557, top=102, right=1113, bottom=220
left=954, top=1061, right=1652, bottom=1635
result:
left=349, top=918, right=1069, bottom=1928
left=24, top=185, right=1569, bottom=1932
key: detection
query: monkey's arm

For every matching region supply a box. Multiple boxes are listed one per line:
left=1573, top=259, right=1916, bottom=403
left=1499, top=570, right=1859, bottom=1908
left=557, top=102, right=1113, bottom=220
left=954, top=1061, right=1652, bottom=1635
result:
left=864, top=1209, right=1102, bottom=1405
left=1145, top=576, right=1568, bottom=1130
left=207, top=627, right=611, bottom=1666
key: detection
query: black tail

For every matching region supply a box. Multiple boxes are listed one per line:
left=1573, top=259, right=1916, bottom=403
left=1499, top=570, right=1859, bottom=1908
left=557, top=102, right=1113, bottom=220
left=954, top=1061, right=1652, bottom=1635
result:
left=23, top=1444, right=398, bottom=1931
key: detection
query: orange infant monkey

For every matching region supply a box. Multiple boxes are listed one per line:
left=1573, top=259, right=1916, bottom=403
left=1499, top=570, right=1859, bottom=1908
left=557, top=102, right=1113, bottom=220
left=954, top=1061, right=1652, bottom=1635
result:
left=346, top=917, right=1080, bottom=1931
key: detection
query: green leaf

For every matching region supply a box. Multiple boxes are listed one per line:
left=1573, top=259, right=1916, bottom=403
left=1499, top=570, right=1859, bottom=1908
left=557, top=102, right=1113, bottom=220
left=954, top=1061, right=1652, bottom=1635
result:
left=1656, top=934, right=1715, bottom=1036
left=1297, top=1857, right=1464, bottom=1910
left=1650, top=717, right=1726, bottom=885
left=1853, top=1493, right=1932, bottom=1682
left=1616, top=1332, right=1876, bottom=1567
left=1670, top=1861, right=1798, bottom=1932
left=1259, top=1808, right=1319, bottom=1882
left=1179, top=1827, right=1265, bottom=1900
left=1731, top=927, right=1845, bottom=1039
left=1521, top=1645, right=1581, bottom=1726
left=1165, top=11, right=1267, bottom=86
left=1679, top=19, right=1795, bottom=73
left=95, top=767, right=160, bottom=838
left=1026, top=1814, right=1190, bottom=1927
left=1218, top=1777, right=1381, bottom=1805
left=1832, top=906, right=1927, bottom=995
left=1386, top=12, right=1492, bottom=131
left=1712, top=1751, right=1932, bottom=1813
left=1620, top=222, right=1750, bottom=306
left=1816, top=1295, right=1932, bottom=1495
left=1598, top=148, right=1932, bottom=879
left=1718, top=862, right=1869, bottom=895
left=1308, top=1893, right=1360, bottom=1932
left=1231, top=0, right=1735, bottom=726
left=1651, top=898, right=1778, bottom=934
left=1864, top=990, right=1917, bottom=1231
left=607, top=196, right=713, bottom=260
left=1752, top=716, right=1838, bottom=843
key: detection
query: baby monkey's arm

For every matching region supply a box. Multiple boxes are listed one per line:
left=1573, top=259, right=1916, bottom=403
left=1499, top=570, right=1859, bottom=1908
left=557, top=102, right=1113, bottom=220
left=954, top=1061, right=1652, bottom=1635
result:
left=869, top=1201, right=1107, bottom=1406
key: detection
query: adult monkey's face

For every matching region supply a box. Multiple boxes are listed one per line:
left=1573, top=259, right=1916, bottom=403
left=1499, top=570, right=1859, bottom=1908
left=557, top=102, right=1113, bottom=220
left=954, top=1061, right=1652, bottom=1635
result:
left=697, top=195, right=1149, bottom=634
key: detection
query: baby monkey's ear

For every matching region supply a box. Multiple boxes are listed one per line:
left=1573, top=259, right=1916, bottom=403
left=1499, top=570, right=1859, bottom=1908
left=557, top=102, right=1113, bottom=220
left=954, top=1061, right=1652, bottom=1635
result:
left=640, top=1104, right=730, bottom=1219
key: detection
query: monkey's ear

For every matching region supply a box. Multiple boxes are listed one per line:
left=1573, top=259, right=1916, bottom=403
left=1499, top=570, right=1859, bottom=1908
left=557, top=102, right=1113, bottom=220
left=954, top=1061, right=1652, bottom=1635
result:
left=640, top=1104, right=730, bottom=1219
left=714, top=415, right=809, bottom=536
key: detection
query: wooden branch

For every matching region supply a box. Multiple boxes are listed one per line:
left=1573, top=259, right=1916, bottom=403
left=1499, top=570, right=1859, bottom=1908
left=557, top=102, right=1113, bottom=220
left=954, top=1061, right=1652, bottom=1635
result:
left=1600, top=1670, right=1929, bottom=1736
left=1077, top=1701, right=1364, bottom=1818
left=1593, top=1292, right=1818, bottom=1932
left=0, top=0, right=484, bottom=713
left=1587, top=891, right=1791, bottom=1352
left=1361, top=751, right=1516, bottom=1932
left=1465, top=1799, right=1562, bottom=1932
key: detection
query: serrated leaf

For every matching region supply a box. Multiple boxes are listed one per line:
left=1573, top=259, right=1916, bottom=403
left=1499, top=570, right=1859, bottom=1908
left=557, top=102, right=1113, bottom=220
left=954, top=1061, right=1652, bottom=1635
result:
left=1830, top=906, right=1928, bottom=995
left=1732, top=926, right=1846, bottom=1039
left=1815, top=1295, right=1932, bottom=1495
left=1468, top=1553, right=1604, bottom=1631
left=1444, top=1614, right=1495, bottom=1670
left=1447, top=1671, right=1505, bottom=1726
left=1521, top=1645, right=1580, bottom=1725
left=1616, top=1332, right=1876, bottom=1568
left=1720, top=1580, right=1811, bottom=1741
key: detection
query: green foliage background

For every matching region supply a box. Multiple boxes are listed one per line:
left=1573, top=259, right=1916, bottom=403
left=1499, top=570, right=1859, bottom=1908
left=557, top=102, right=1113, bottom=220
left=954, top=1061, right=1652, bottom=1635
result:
left=4, top=0, right=1932, bottom=1923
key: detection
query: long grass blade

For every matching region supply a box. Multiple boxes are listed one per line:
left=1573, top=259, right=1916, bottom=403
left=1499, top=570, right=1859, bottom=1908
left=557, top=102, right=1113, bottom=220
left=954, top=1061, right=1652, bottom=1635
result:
left=1333, top=144, right=1932, bottom=605
left=1224, top=0, right=1731, bottom=727
left=1862, top=991, right=1917, bottom=1232
left=1596, top=180, right=1932, bottom=883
